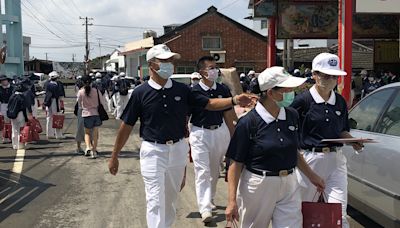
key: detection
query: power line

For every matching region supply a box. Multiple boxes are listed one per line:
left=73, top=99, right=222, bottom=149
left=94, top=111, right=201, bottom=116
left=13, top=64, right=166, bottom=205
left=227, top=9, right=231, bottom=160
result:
left=220, top=0, right=242, bottom=11
left=91, top=24, right=162, bottom=30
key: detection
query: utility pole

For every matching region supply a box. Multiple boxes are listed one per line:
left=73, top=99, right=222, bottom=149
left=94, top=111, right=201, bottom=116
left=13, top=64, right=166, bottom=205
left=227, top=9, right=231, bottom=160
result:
left=97, top=38, right=103, bottom=70
left=72, top=53, right=76, bottom=62
left=79, top=16, right=93, bottom=75
left=45, top=52, right=48, bottom=61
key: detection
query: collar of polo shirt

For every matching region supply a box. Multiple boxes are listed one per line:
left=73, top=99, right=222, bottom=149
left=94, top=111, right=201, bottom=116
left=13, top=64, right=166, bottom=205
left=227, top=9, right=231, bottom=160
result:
left=255, top=102, right=286, bottom=124
left=148, top=78, right=173, bottom=90
left=199, top=80, right=216, bottom=91
left=309, top=85, right=336, bottom=105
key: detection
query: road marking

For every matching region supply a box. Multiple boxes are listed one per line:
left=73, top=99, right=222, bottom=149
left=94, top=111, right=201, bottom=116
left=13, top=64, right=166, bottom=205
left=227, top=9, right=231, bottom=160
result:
left=0, top=186, right=23, bottom=205
left=2, top=187, right=38, bottom=211
left=12, top=149, right=26, bottom=182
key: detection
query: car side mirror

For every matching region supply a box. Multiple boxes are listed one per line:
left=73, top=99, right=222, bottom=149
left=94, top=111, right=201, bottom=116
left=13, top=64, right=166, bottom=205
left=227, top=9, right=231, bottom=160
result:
left=349, top=118, right=358, bottom=129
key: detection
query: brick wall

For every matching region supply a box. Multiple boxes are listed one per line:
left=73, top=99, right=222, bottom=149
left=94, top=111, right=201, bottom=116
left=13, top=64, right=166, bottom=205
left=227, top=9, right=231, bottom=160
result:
left=157, top=11, right=267, bottom=74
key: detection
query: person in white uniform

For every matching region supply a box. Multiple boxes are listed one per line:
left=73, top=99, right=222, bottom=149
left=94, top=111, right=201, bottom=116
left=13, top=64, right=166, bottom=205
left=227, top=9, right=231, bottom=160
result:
left=108, top=44, right=256, bottom=228
left=0, top=75, right=14, bottom=143
left=7, top=82, right=33, bottom=149
left=44, top=71, right=65, bottom=139
left=225, top=67, right=325, bottom=228
left=291, top=53, right=364, bottom=228
left=189, top=56, right=237, bottom=222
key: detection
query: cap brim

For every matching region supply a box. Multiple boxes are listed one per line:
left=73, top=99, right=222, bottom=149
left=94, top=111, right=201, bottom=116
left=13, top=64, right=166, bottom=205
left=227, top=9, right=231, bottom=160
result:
left=276, top=76, right=307, bottom=88
left=155, top=52, right=181, bottom=60
left=317, top=69, right=347, bottom=76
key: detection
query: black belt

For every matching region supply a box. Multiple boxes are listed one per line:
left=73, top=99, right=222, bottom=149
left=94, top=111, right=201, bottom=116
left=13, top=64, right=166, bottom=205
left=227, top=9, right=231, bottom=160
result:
left=193, top=124, right=222, bottom=130
left=246, top=167, right=294, bottom=177
left=311, top=146, right=338, bottom=153
left=145, top=138, right=181, bottom=145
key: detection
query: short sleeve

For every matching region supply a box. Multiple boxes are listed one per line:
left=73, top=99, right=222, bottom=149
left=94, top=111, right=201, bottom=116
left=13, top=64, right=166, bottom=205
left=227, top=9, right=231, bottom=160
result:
left=188, top=87, right=209, bottom=108
left=121, top=90, right=141, bottom=126
left=225, top=115, right=252, bottom=163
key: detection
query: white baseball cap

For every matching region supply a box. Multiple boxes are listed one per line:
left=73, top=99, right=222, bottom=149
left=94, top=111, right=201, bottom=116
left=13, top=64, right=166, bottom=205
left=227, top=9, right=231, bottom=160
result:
left=95, top=72, right=102, bottom=78
left=248, top=70, right=255, bottom=76
left=312, top=53, right=347, bottom=76
left=146, top=44, right=181, bottom=62
left=257, top=66, right=307, bottom=91
left=191, top=72, right=201, bottom=79
left=240, top=73, right=245, bottom=78
left=111, top=75, right=119, bottom=81
left=89, top=73, right=94, bottom=77
left=119, top=72, right=126, bottom=77
left=49, top=71, right=59, bottom=79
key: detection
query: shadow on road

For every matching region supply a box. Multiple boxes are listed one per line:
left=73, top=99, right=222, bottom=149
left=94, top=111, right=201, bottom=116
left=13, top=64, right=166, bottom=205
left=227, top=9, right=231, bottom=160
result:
left=0, top=170, right=54, bottom=223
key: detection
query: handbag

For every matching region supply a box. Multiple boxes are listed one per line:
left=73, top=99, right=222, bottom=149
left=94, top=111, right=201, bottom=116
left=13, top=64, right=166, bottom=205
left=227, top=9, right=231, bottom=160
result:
left=302, top=193, right=342, bottom=228
left=52, top=114, right=65, bottom=129
left=31, top=130, right=40, bottom=141
left=30, top=118, right=43, bottom=133
left=96, top=89, right=109, bottom=121
left=20, top=124, right=32, bottom=143
left=74, top=102, right=79, bottom=116
left=2, top=123, right=11, bottom=139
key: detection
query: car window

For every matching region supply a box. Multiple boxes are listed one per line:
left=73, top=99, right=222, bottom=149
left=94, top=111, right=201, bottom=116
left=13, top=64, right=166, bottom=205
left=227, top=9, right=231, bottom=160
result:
left=349, top=88, right=395, bottom=132
left=376, top=89, right=400, bottom=136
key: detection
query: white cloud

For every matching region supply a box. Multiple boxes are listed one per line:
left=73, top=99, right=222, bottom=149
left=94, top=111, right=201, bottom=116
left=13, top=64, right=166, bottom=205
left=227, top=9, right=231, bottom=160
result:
left=23, top=0, right=253, bottom=62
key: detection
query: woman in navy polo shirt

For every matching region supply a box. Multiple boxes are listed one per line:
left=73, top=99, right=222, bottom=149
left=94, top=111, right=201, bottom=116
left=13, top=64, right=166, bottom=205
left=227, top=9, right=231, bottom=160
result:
left=291, top=53, right=363, bottom=228
left=225, top=67, right=325, bottom=228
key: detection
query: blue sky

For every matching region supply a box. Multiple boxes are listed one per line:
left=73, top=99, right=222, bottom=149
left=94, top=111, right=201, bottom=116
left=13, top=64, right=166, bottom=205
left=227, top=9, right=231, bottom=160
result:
left=22, top=0, right=254, bottom=62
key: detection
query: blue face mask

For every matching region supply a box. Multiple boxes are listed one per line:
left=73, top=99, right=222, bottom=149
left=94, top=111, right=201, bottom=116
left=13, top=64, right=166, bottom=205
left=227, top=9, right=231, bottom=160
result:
left=156, top=62, right=174, bottom=79
left=275, top=91, right=295, bottom=108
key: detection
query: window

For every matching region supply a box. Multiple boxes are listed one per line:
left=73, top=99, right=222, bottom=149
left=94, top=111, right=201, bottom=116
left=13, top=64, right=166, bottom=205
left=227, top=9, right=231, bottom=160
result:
left=202, top=36, right=222, bottom=50
left=176, top=66, right=195, bottom=74
left=376, top=90, right=400, bottom=136
left=261, top=20, right=267, bottom=29
left=349, top=89, right=395, bottom=132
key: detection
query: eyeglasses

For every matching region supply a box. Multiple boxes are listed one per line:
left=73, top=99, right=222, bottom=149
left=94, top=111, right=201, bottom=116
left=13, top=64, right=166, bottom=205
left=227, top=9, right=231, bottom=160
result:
left=318, top=73, right=338, bottom=80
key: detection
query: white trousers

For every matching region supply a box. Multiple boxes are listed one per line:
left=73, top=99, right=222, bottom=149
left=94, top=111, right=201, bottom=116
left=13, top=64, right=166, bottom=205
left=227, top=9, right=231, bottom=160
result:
left=114, top=93, right=129, bottom=120
left=105, top=91, right=113, bottom=113
left=46, top=99, right=63, bottom=139
left=237, top=169, right=302, bottom=228
left=11, top=112, right=25, bottom=150
left=296, top=150, right=349, bottom=228
left=0, top=103, right=9, bottom=122
left=32, top=99, right=38, bottom=118
left=140, top=140, right=189, bottom=228
left=189, top=123, right=230, bottom=214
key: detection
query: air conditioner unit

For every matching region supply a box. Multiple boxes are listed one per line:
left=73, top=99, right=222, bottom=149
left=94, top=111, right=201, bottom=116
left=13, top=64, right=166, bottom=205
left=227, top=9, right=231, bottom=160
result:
left=210, top=50, right=226, bottom=63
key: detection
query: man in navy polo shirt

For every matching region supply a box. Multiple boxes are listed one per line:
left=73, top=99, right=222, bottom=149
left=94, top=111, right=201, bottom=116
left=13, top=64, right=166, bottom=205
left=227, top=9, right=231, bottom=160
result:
left=189, top=56, right=237, bottom=222
left=108, top=44, right=255, bottom=228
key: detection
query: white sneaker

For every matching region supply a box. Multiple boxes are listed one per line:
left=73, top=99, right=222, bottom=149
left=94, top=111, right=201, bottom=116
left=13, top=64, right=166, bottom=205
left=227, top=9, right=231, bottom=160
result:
left=90, top=150, right=97, bottom=159
left=84, top=149, right=90, bottom=156
left=201, top=211, right=213, bottom=223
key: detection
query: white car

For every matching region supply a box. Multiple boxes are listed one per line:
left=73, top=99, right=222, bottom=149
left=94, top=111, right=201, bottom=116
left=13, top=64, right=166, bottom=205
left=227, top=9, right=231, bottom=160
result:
left=170, top=74, right=192, bottom=85
left=342, top=82, right=400, bottom=228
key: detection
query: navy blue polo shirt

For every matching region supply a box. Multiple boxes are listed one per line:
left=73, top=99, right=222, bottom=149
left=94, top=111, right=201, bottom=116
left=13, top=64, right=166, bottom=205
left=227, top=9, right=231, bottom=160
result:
left=226, top=103, right=299, bottom=171
left=291, top=85, right=350, bottom=149
left=0, top=85, right=14, bottom=103
left=190, top=81, right=232, bottom=127
left=121, top=78, right=209, bottom=142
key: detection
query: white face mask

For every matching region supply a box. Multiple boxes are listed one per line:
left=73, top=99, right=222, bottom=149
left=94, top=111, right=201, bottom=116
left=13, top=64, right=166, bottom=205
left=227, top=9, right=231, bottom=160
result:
left=206, top=69, right=219, bottom=81
left=154, top=62, right=174, bottom=79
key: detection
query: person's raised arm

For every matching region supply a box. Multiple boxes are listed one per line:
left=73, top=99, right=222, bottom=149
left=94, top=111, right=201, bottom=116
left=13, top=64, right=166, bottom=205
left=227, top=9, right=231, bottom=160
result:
left=205, top=94, right=257, bottom=111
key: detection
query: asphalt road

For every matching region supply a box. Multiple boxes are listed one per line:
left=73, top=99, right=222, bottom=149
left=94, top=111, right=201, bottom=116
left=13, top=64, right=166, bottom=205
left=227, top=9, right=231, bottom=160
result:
left=0, top=88, right=382, bottom=228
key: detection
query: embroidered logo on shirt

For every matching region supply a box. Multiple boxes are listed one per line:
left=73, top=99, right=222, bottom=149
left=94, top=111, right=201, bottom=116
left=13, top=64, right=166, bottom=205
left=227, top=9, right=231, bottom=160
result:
left=218, top=95, right=223, bottom=98
left=288, top=126, right=296, bottom=131
left=174, top=96, right=181, bottom=101
left=335, top=111, right=341, bottom=116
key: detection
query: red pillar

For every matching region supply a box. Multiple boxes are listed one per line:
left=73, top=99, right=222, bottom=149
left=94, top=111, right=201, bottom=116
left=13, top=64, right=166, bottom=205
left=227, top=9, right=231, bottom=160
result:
left=267, top=17, right=276, bottom=68
left=338, top=0, right=352, bottom=105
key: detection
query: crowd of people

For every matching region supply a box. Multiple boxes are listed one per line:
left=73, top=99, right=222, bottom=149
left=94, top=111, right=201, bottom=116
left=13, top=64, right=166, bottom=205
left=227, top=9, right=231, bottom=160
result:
left=1, top=43, right=395, bottom=227
left=105, top=44, right=368, bottom=228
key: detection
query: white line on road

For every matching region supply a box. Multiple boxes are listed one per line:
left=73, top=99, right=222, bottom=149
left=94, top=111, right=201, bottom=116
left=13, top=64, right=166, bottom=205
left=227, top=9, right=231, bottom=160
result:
left=12, top=149, right=26, bottom=182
